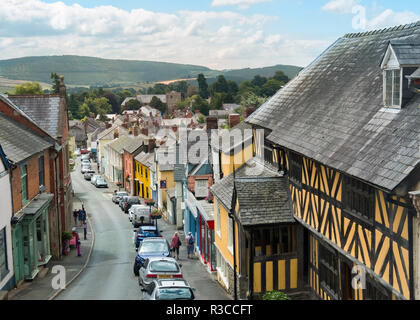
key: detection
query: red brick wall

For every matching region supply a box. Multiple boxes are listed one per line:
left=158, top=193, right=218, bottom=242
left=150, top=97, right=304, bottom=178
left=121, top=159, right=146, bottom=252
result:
left=123, top=151, right=134, bottom=194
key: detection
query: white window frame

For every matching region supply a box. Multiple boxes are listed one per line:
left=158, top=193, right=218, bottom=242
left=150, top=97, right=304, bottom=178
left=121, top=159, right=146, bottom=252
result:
left=383, top=68, right=402, bottom=108
left=216, top=249, right=229, bottom=289
left=227, top=215, right=233, bottom=254
left=216, top=202, right=221, bottom=237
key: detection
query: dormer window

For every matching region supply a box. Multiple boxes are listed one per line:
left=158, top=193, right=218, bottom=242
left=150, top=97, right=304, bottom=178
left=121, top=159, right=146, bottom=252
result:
left=384, top=68, right=401, bottom=107
left=381, top=38, right=420, bottom=109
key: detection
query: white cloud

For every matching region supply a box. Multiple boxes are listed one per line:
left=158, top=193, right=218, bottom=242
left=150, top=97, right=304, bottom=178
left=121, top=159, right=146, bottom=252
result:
left=0, top=0, right=329, bottom=71
left=322, top=0, right=360, bottom=14
left=366, top=9, right=420, bottom=30
left=211, top=0, right=273, bottom=10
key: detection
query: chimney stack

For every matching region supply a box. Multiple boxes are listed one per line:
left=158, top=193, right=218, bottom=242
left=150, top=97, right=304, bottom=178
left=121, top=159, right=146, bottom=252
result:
left=105, top=122, right=111, bottom=129
left=113, top=128, right=119, bottom=139
left=133, top=125, right=139, bottom=137
left=244, top=106, right=256, bottom=119
left=228, top=114, right=241, bottom=129
left=140, top=127, right=149, bottom=136
left=172, top=125, right=178, bottom=132
left=148, top=139, right=156, bottom=153
left=206, top=116, right=218, bottom=131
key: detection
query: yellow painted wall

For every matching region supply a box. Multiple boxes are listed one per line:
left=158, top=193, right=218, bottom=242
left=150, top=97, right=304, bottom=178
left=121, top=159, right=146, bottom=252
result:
left=157, top=167, right=175, bottom=207
left=135, top=160, right=151, bottom=199
left=220, top=143, right=253, bottom=177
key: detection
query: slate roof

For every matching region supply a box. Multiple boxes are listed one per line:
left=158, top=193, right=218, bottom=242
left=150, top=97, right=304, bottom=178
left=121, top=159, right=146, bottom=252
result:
left=135, top=151, right=155, bottom=169
left=123, top=137, right=145, bottom=154
left=390, top=37, right=420, bottom=66
left=210, top=157, right=280, bottom=211
left=97, top=125, right=129, bottom=140
left=235, top=177, right=295, bottom=226
left=8, top=95, right=62, bottom=138
left=0, top=113, right=53, bottom=163
left=247, top=22, right=420, bottom=191
left=107, top=135, right=134, bottom=154
left=174, top=164, right=186, bottom=182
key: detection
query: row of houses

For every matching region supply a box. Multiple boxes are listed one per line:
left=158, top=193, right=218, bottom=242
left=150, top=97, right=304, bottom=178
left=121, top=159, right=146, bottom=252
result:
left=0, top=77, right=73, bottom=293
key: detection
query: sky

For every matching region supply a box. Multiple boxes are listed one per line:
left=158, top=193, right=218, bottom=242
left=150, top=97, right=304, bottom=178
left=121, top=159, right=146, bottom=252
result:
left=0, top=0, right=419, bottom=70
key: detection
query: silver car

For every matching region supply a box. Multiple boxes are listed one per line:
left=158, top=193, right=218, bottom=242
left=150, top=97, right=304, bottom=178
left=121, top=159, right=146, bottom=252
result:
left=141, top=279, right=195, bottom=300
left=138, top=257, right=183, bottom=287
left=91, top=174, right=101, bottom=185
left=130, top=205, right=150, bottom=224
left=112, top=191, right=128, bottom=204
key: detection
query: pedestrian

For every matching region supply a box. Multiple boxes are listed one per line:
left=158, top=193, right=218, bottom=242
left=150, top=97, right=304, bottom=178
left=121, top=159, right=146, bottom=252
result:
left=73, top=209, right=78, bottom=226
left=81, top=205, right=87, bottom=224
left=78, top=208, right=84, bottom=227
left=186, top=232, right=195, bottom=259
left=83, top=221, right=88, bottom=240
left=171, top=232, right=181, bottom=260
left=72, top=227, right=81, bottom=257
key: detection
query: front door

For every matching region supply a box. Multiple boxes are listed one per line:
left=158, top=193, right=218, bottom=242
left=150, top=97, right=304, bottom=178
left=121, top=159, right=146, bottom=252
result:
left=12, top=226, right=24, bottom=283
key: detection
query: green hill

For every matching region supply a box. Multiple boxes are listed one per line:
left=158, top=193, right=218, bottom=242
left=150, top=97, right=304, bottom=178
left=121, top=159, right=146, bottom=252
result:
left=0, top=55, right=303, bottom=88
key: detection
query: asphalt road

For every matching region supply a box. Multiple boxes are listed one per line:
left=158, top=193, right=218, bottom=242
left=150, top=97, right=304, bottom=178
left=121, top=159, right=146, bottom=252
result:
left=57, top=159, right=230, bottom=300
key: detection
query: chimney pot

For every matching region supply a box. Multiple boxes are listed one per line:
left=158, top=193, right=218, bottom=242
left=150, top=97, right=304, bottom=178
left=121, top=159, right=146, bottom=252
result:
left=228, top=114, right=241, bottom=129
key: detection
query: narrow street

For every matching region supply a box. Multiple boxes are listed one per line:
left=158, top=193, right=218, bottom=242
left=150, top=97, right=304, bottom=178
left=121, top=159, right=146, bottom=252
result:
left=57, top=161, right=229, bottom=300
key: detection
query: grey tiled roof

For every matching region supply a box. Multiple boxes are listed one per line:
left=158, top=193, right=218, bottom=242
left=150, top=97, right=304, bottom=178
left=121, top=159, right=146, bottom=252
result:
left=210, top=157, right=280, bottom=211
left=123, top=138, right=145, bottom=154
left=0, top=113, right=53, bottom=163
left=8, top=95, right=61, bottom=138
left=97, top=125, right=129, bottom=140
left=390, top=37, right=420, bottom=66
left=236, top=177, right=294, bottom=226
left=107, top=135, right=134, bottom=154
left=247, top=22, right=420, bottom=191
left=135, top=151, right=155, bottom=168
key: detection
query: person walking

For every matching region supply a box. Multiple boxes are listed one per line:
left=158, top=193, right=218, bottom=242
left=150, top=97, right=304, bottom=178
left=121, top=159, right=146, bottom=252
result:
left=186, top=232, right=195, bottom=259
left=72, top=227, right=81, bottom=257
left=171, top=232, right=181, bottom=260
left=83, top=221, right=88, bottom=240
left=78, top=208, right=84, bottom=227
left=73, top=209, right=78, bottom=226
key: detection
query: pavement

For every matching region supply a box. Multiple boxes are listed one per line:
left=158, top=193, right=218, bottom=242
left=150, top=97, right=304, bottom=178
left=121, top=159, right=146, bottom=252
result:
left=8, top=196, right=94, bottom=300
left=8, top=158, right=230, bottom=300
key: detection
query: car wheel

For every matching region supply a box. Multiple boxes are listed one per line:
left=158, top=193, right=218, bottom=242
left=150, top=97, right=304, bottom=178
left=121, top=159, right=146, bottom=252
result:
left=133, top=264, right=139, bottom=276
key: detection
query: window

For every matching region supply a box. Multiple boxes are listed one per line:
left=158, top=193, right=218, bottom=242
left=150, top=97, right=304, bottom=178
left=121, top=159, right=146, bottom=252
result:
left=384, top=69, right=401, bottom=107
left=21, top=164, right=28, bottom=205
left=195, top=179, right=208, bottom=198
left=319, top=243, right=339, bottom=297
left=289, top=152, right=303, bottom=182
left=0, top=228, right=8, bottom=279
left=216, top=203, right=221, bottom=236
left=228, top=216, right=233, bottom=252
left=39, top=156, right=44, bottom=186
left=342, top=176, right=375, bottom=220
left=145, top=168, right=148, bottom=180
left=216, top=249, right=229, bottom=289
left=364, top=276, right=391, bottom=300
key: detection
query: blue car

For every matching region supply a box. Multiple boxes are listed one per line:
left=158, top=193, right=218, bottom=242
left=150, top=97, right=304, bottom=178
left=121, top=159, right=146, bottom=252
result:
left=135, top=225, right=162, bottom=248
left=134, top=238, right=171, bottom=276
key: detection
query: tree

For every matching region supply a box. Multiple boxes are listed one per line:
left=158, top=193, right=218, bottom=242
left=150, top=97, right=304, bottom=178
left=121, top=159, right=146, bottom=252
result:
left=197, top=74, right=209, bottom=99
left=209, top=75, right=229, bottom=95
left=191, top=95, right=210, bottom=116
left=51, top=72, right=60, bottom=94
left=78, top=97, right=112, bottom=118
left=251, top=75, right=267, bottom=88
left=68, top=94, right=80, bottom=119
left=123, top=99, right=142, bottom=111
left=272, top=70, right=290, bottom=83
left=239, top=92, right=268, bottom=110
left=261, top=79, right=283, bottom=97
left=13, top=82, right=44, bottom=95
left=186, top=85, right=199, bottom=97
left=150, top=96, right=167, bottom=115
left=102, top=92, right=121, bottom=114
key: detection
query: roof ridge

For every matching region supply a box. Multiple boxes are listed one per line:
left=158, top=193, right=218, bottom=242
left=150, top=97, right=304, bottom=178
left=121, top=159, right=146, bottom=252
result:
left=343, top=21, right=420, bottom=39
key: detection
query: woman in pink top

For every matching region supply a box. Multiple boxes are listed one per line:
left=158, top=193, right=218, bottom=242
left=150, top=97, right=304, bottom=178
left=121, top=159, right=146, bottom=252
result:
left=171, top=232, right=181, bottom=259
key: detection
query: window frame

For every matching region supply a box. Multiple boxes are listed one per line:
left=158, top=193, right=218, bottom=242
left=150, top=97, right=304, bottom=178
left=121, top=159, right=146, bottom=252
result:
left=21, top=163, right=28, bottom=206
left=38, top=156, right=45, bottom=187
left=383, top=68, right=402, bottom=108
left=288, top=151, right=303, bottom=183
left=319, top=242, right=339, bottom=299
left=342, top=175, right=375, bottom=221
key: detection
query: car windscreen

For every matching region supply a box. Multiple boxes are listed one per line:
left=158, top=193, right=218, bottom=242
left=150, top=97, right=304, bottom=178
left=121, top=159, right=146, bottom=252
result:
left=128, top=198, right=140, bottom=204
left=140, top=241, right=168, bottom=253
left=156, top=288, right=192, bottom=300
left=139, top=229, right=158, bottom=237
left=149, top=260, right=179, bottom=272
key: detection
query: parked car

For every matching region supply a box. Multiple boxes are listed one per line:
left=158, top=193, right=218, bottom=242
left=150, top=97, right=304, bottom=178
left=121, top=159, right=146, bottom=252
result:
left=91, top=174, right=101, bottom=185
left=138, top=257, right=182, bottom=287
left=120, top=196, right=141, bottom=213
left=134, top=225, right=162, bottom=248
left=112, top=191, right=128, bottom=204
left=81, top=164, right=91, bottom=174
left=142, top=279, right=195, bottom=300
left=95, top=177, right=108, bottom=188
left=74, top=149, right=81, bottom=157
left=81, top=149, right=89, bottom=155
left=129, top=205, right=150, bottom=224
left=133, top=238, right=171, bottom=276
left=84, top=170, right=95, bottom=181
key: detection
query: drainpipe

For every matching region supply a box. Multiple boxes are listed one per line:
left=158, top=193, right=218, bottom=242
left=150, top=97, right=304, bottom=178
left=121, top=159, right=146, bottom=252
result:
left=54, top=152, right=62, bottom=258
left=229, top=167, right=238, bottom=300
